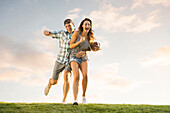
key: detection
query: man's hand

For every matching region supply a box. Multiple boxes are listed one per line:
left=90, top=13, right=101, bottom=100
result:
left=44, top=30, right=51, bottom=36
left=76, top=51, right=86, bottom=58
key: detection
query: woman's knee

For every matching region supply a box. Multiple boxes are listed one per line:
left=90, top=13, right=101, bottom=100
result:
left=74, top=75, right=80, bottom=82
left=83, top=74, right=88, bottom=80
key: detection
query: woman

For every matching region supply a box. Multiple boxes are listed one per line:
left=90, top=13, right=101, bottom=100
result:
left=70, top=18, right=95, bottom=105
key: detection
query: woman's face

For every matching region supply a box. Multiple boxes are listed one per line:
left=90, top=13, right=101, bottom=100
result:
left=82, top=20, right=91, bottom=33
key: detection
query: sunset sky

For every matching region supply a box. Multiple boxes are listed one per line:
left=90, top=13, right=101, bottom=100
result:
left=0, top=0, right=170, bottom=105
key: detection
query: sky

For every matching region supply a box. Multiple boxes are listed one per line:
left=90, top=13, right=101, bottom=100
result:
left=0, top=0, right=170, bottom=105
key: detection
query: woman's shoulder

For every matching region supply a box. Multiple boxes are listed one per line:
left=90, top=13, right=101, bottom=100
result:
left=75, top=29, right=80, bottom=33
left=73, top=29, right=80, bottom=36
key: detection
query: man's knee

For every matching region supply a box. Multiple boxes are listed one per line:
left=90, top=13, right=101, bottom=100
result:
left=49, top=78, right=58, bottom=85
left=64, top=75, right=69, bottom=82
left=64, top=71, right=71, bottom=81
left=64, top=70, right=71, bottom=75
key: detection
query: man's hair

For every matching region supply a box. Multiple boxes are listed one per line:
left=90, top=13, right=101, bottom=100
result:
left=64, top=19, right=73, bottom=25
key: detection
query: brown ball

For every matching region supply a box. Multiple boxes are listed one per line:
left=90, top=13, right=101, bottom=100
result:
left=90, top=42, right=101, bottom=51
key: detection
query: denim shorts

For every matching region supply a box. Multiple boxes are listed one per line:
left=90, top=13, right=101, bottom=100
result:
left=69, top=55, right=88, bottom=66
left=52, top=61, right=71, bottom=80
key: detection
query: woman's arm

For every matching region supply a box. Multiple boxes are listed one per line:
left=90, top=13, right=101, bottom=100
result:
left=70, top=31, right=85, bottom=49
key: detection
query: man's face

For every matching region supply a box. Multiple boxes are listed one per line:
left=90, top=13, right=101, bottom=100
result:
left=65, top=23, right=74, bottom=34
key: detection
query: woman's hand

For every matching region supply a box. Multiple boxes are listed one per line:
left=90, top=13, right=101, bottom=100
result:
left=79, top=37, right=86, bottom=43
left=76, top=51, right=86, bottom=58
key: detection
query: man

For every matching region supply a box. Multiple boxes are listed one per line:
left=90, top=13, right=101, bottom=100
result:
left=44, top=19, right=74, bottom=104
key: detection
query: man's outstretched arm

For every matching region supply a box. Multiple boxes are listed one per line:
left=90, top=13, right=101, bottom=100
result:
left=44, top=30, right=52, bottom=36
left=44, top=30, right=61, bottom=39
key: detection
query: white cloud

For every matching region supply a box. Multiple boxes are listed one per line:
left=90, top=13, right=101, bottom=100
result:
left=105, top=63, right=120, bottom=75
left=141, top=45, right=170, bottom=66
left=65, top=0, right=70, bottom=4
left=66, top=13, right=79, bottom=20
left=0, top=27, right=60, bottom=86
left=131, top=0, right=170, bottom=9
left=131, top=0, right=145, bottom=10
left=95, top=36, right=109, bottom=48
left=126, top=10, right=161, bottom=33
left=33, top=26, right=59, bottom=52
left=89, top=62, right=148, bottom=92
left=0, top=70, right=27, bottom=82
left=88, top=35, right=109, bottom=58
left=148, top=0, right=170, bottom=6
left=87, top=3, right=161, bottom=33
left=66, top=8, right=82, bottom=20
left=68, top=8, right=82, bottom=13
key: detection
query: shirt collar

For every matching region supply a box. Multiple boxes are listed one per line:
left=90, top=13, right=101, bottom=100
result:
left=66, top=30, right=74, bottom=35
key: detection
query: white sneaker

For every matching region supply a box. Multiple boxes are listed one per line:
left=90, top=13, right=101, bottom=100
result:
left=82, top=97, right=87, bottom=104
left=62, top=101, right=67, bottom=104
left=44, top=84, right=51, bottom=96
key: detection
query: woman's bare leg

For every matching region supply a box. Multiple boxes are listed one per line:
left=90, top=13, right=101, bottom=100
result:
left=80, top=61, right=88, bottom=97
left=71, top=61, right=80, bottom=101
left=62, top=70, right=70, bottom=103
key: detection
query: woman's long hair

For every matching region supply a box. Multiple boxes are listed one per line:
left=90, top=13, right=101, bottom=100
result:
left=78, top=18, right=95, bottom=42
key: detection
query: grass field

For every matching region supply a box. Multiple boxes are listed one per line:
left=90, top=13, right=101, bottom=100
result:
left=0, top=102, right=170, bottom=113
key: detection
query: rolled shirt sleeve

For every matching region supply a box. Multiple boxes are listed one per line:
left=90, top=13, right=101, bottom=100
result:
left=50, top=30, right=65, bottom=39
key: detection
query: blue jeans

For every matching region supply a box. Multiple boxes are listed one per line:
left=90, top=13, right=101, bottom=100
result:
left=69, top=55, right=88, bottom=66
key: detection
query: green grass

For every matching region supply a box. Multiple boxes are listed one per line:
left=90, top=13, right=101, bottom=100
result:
left=0, top=102, right=169, bottom=113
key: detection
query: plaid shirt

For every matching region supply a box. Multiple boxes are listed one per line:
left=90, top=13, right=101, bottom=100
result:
left=51, top=30, right=73, bottom=65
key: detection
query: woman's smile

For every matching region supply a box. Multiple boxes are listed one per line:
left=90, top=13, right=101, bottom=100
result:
left=85, top=28, right=89, bottom=31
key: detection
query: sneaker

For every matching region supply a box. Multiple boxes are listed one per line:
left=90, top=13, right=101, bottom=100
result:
left=62, top=101, right=67, bottom=104
left=73, top=100, right=78, bottom=105
left=44, top=84, right=51, bottom=96
left=73, top=102, right=78, bottom=105
left=82, top=97, right=87, bottom=104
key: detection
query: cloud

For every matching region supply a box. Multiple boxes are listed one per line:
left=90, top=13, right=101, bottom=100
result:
left=0, top=70, right=27, bottom=82
left=88, top=35, right=109, bottom=58
left=66, top=8, right=82, bottom=20
left=68, top=8, right=82, bottom=13
left=87, top=3, right=161, bottom=33
left=105, top=63, right=120, bottom=75
left=95, top=36, right=109, bottom=48
left=148, top=0, right=170, bottom=6
left=89, top=63, right=120, bottom=84
left=126, top=10, right=161, bottom=33
left=65, top=0, right=70, bottom=4
left=131, top=0, right=170, bottom=9
left=141, top=45, right=170, bottom=66
left=131, top=0, right=145, bottom=10
left=66, top=13, right=79, bottom=20
left=0, top=27, right=59, bottom=86
left=0, top=35, right=53, bottom=71
left=89, top=62, right=147, bottom=92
